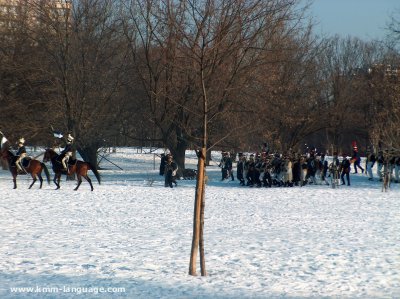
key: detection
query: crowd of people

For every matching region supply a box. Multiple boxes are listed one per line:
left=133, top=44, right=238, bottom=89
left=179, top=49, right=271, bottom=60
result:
left=218, top=148, right=400, bottom=188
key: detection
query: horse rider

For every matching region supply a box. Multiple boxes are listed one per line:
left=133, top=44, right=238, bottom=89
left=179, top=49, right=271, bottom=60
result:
left=61, top=133, right=74, bottom=170
left=15, top=137, right=27, bottom=172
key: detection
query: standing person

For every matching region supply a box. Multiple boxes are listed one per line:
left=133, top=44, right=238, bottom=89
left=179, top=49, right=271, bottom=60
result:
left=219, top=151, right=229, bottom=180
left=340, top=154, right=351, bottom=186
left=305, top=152, right=317, bottom=185
left=253, top=154, right=262, bottom=187
left=351, top=147, right=364, bottom=174
left=164, top=154, right=178, bottom=188
left=376, top=150, right=385, bottom=181
left=246, top=154, right=256, bottom=186
left=226, top=152, right=234, bottom=181
left=271, top=153, right=282, bottom=186
left=159, top=153, right=167, bottom=176
left=320, top=153, right=329, bottom=185
left=300, top=155, right=308, bottom=186
left=291, top=154, right=301, bottom=186
left=329, top=152, right=341, bottom=186
left=261, top=154, right=272, bottom=187
left=282, top=155, right=293, bottom=187
left=366, top=147, right=376, bottom=181
left=394, top=156, right=400, bottom=183
left=236, top=153, right=246, bottom=186
left=15, top=137, right=27, bottom=172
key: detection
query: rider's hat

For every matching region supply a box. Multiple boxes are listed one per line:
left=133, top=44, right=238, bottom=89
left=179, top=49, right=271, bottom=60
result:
left=18, top=137, right=25, bottom=144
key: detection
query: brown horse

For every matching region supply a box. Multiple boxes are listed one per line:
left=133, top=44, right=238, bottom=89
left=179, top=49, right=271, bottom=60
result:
left=43, top=148, right=101, bottom=191
left=1, top=149, right=51, bottom=189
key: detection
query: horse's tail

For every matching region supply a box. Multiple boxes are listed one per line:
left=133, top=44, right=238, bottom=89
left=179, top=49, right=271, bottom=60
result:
left=88, top=162, right=101, bottom=185
left=41, top=162, right=51, bottom=184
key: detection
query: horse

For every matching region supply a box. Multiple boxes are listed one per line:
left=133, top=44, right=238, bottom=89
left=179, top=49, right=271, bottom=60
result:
left=43, top=148, right=101, bottom=191
left=0, top=149, right=51, bottom=189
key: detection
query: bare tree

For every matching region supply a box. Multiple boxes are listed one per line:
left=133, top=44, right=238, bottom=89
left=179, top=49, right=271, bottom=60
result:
left=0, top=1, right=52, bottom=144
left=311, top=37, right=384, bottom=153
left=25, top=0, right=130, bottom=166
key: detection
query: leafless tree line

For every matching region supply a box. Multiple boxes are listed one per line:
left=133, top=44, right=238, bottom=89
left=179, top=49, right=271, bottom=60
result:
left=0, top=0, right=399, bottom=168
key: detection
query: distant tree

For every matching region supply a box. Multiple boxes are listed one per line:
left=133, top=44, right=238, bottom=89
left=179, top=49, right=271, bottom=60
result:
left=311, top=37, right=383, bottom=153
left=25, top=0, right=131, bottom=166
left=0, top=2, right=51, bottom=144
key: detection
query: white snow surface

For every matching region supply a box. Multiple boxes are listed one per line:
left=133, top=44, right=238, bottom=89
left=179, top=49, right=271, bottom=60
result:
left=0, top=147, right=399, bottom=298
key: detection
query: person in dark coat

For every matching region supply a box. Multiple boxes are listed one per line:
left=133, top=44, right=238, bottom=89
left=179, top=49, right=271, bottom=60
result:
left=340, top=154, right=351, bottom=186
left=219, top=152, right=234, bottom=181
left=394, top=156, right=400, bottom=183
left=164, top=154, right=178, bottom=188
left=246, top=154, right=256, bottom=186
left=261, top=154, right=272, bottom=187
left=351, top=148, right=364, bottom=174
left=159, top=153, right=167, bottom=176
left=253, top=154, right=262, bottom=187
left=236, top=153, right=246, bottom=186
left=291, top=154, right=301, bottom=186
left=366, top=148, right=376, bottom=180
left=320, top=153, right=329, bottom=185
left=376, top=150, right=385, bottom=181
left=305, top=152, right=317, bottom=184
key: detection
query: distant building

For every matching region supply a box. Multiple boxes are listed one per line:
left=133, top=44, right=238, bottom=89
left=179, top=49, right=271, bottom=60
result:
left=0, top=0, right=71, bottom=31
left=367, top=63, right=399, bottom=79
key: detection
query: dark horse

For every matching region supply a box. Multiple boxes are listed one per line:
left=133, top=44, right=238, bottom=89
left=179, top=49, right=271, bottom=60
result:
left=1, top=149, right=50, bottom=189
left=43, top=148, right=101, bottom=191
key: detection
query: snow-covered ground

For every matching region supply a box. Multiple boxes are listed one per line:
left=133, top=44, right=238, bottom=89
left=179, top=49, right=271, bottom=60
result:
left=0, top=147, right=399, bottom=298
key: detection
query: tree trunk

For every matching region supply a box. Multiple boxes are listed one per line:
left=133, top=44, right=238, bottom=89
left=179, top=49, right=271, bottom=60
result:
left=77, top=145, right=98, bottom=169
left=171, top=140, right=186, bottom=177
left=189, top=147, right=206, bottom=276
left=1, top=158, right=9, bottom=170
left=199, top=170, right=207, bottom=276
left=166, top=130, right=189, bottom=177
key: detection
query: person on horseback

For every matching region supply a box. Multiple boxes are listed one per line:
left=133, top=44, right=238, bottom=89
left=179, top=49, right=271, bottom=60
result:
left=15, top=137, right=27, bottom=172
left=61, top=133, right=74, bottom=170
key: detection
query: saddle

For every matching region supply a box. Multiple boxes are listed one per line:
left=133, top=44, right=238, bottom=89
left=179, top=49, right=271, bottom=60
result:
left=55, top=154, right=76, bottom=167
left=11, top=156, right=31, bottom=168
left=21, top=157, right=31, bottom=168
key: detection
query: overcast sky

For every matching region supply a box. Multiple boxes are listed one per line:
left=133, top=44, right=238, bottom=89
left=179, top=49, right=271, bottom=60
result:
left=308, top=0, right=400, bottom=40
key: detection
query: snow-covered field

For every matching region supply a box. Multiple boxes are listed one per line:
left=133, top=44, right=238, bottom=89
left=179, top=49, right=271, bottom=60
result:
left=0, top=147, right=399, bottom=298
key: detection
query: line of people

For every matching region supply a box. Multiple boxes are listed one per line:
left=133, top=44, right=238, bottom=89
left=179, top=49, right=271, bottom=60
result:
left=235, top=151, right=348, bottom=187
left=220, top=150, right=400, bottom=188
left=365, top=148, right=400, bottom=182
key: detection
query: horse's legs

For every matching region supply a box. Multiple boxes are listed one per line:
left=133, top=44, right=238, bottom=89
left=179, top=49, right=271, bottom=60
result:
left=54, top=174, right=61, bottom=189
left=38, top=174, right=43, bottom=189
left=74, top=175, right=82, bottom=191
left=13, top=174, right=17, bottom=189
left=84, top=175, right=94, bottom=191
left=29, top=174, right=37, bottom=189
